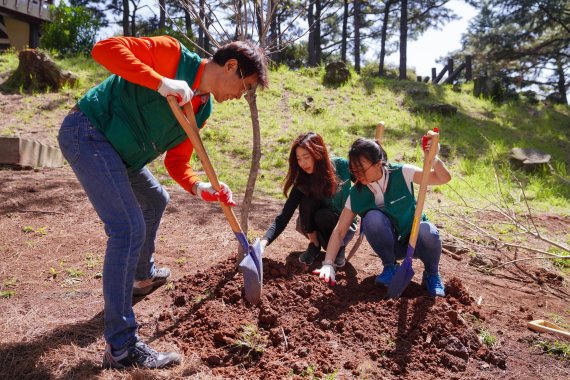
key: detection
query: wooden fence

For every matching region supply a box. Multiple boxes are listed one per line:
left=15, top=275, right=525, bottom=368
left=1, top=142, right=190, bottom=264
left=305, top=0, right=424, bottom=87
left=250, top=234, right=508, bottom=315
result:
left=416, top=56, right=473, bottom=84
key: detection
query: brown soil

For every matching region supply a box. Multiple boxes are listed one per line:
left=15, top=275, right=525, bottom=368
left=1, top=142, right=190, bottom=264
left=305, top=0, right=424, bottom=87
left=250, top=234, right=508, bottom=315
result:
left=0, top=92, right=569, bottom=379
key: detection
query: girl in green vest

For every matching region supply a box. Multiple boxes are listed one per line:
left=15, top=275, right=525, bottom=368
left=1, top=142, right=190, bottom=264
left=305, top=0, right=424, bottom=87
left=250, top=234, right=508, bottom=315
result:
left=313, top=132, right=451, bottom=297
left=260, top=132, right=356, bottom=267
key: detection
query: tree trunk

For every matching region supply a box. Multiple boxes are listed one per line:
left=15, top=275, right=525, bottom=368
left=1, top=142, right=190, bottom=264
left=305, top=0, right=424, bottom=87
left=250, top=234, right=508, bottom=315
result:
left=341, top=0, right=348, bottom=62
left=555, top=58, right=568, bottom=105
left=238, top=89, right=261, bottom=261
left=130, top=0, right=138, bottom=37
left=378, top=0, right=393, bottom=77
left=198, top=0, right=205, bottom=56
left=315, top=0, right=321, bottom=64
left=354, top=0, right=361, bottom=73
left=307, top=2, right=316, bottom=66
left=159, top=0, right=166, bottom=33
left=184, top=9, right=192, bottom=37
left=122, top=0, right=130, bottom=36
left=399, top=0, right=408, bottom=80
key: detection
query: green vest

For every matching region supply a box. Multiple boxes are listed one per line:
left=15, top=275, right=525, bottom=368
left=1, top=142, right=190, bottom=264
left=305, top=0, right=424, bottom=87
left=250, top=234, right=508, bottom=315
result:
left=349, top=163, right=427, bottom=240
left=326, top=157, right=351, bottom=214
left=78, top=44, right=213, bottom=172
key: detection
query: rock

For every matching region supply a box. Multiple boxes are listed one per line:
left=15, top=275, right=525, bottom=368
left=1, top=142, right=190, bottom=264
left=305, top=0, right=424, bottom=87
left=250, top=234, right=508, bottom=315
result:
left=406, top=88, right=430, bottom=99
left=323, top=61, right=351, bottom=86
left=411, top=103, right=457, bottom=116
left=473, top=76, right=505, bottom=101
left=544, top=92, right=567, bottom=105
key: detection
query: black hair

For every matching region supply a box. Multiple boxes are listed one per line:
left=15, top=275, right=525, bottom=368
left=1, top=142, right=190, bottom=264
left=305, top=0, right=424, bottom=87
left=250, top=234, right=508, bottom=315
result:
left=348, top=138, right=388, bottom=189
left=212, top=40, right=269, bottom=88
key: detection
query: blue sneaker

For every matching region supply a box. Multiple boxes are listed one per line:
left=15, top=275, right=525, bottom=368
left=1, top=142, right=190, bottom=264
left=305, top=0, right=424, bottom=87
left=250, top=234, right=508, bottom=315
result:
left=374, top=264, right=400, bottom=287
left=422, top=272, right=446, bottom=297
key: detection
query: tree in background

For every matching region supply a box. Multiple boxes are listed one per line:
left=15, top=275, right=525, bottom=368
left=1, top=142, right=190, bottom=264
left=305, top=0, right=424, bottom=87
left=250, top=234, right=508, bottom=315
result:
left=399, top=0, right=457, bottom=79
left=462, top=0, right=569, bottom=104
left=68, top=0, right=109, bottom=28
left=41, top=1, right=102, bottom=55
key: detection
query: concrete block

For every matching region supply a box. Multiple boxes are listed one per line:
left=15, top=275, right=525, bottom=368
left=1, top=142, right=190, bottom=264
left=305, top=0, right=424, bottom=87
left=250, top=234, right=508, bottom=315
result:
left=0, top=137, right=64, bottom=168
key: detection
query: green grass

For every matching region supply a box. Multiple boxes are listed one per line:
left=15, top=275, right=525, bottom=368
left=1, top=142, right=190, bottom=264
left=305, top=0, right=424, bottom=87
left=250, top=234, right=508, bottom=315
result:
left=232, top=323, right=267, bottom=357
left=1, top=49, right=568, bottom=213
left=535, top=339, right=570, bottom=361
left=478, top=328, right=498, bottom=348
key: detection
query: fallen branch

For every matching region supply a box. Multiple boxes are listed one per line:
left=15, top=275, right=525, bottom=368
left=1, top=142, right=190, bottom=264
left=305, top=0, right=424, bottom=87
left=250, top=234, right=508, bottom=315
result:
left=491, top=256, right=570, bottom=271
left=16, top=208, right=65, bottom=215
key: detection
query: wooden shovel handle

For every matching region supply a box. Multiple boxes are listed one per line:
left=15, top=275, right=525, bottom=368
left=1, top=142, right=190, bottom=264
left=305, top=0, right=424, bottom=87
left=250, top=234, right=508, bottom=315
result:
left=408, top=131, right=440, bottom=249
left=375, top=121, right=385, bottom=143
left=167, top=96, right=243, bottom=234
left=528, top=320, right=570, bottom=338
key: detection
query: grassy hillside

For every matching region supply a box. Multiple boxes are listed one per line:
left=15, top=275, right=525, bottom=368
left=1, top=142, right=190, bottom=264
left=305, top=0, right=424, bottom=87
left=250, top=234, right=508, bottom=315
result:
left=1, top=50, right=569, bottom=216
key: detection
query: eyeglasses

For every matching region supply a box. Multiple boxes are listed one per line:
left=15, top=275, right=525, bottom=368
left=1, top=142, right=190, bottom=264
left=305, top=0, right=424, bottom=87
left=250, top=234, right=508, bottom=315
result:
left=351, top=162, right=376, bottom=178
left=238, top=66, right=249, bottom=95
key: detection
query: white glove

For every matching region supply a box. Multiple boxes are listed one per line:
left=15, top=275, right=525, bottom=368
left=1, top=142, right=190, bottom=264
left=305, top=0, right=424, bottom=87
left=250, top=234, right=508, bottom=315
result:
left=158, top=77, right=193, bottom=105
left=312, top=264, right=336, bottom=286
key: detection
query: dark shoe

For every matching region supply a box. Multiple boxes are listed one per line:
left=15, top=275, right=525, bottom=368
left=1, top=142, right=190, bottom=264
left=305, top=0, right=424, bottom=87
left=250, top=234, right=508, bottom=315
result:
left=299, top=243, right=321, bottom=265
left=422, top=271, right=446, bottom=297
left=374, top=264, right=400, bottom=287
left=102, top=341, right=181, bottom=369
left=133, top=267, right=171, bottom=297
left=334, top=246, right=346, bottom=268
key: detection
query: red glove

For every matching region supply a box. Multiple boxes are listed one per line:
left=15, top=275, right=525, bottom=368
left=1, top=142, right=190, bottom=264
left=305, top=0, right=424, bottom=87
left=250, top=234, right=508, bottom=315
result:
left=422, top=127, right=440, bottom=154
left=195, top=182, right=236, bottom=206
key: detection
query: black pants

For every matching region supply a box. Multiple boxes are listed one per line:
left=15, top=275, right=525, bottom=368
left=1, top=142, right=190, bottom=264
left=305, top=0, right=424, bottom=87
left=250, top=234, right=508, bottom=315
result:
left=297, top=197, right=339, bottom=249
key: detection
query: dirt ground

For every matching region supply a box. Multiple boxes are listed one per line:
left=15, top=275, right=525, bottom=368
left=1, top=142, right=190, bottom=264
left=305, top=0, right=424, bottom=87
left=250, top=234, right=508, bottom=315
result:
left=1, top=165, right=569, bottom=380
left=0, top=91, right=569, bottom=379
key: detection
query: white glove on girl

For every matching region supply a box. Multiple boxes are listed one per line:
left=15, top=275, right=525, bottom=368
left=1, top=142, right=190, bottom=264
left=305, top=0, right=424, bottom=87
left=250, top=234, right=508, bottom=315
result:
left=312, top=263, right=336, bottom=286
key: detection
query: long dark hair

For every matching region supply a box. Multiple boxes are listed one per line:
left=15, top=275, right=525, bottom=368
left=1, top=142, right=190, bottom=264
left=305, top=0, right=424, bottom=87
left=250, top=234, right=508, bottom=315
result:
left=283, top=132, right=338, bottom=199
left=348, top=138, right=388, bottom=189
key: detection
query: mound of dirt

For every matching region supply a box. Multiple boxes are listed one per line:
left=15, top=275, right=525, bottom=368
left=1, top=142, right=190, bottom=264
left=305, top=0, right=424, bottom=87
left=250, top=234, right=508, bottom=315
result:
left=159, top=256, right=504, bottom=378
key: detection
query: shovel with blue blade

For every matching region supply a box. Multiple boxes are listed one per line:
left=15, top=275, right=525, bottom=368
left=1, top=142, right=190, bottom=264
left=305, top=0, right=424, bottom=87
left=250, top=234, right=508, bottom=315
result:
left=387, top=128, right=440, bottom=299
left=167, top=96, right=263, bottom=304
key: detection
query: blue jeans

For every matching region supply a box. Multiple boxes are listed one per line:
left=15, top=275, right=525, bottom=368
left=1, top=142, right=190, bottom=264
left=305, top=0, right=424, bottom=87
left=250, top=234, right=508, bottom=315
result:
left=362, top=210, right=441, bottom=274
left=58, top=111, right=169, bottom=351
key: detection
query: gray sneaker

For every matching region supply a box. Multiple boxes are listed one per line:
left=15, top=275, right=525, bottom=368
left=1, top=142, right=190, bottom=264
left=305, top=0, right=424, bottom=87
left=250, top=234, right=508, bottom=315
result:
left=102, top=341, right=181, bottom=369
left=334, top=246, right=346, bottom=268
left=299, top=243, right=321, bottom=265
left=133, top=267, right=171, bottom=297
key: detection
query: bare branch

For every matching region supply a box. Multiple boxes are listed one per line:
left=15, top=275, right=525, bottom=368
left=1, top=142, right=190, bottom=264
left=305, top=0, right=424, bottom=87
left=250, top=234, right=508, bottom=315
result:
left=491, top=255, right=570, bottom=271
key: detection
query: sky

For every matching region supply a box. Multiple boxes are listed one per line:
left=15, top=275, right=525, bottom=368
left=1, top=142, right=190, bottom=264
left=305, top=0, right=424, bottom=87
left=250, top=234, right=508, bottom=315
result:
left=383, top=1, right=478, bottom=78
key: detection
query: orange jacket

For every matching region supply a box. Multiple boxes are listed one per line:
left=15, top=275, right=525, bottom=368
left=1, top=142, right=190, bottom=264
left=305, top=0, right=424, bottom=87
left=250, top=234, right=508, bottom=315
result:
left=92, top=35, right=206, bottom=194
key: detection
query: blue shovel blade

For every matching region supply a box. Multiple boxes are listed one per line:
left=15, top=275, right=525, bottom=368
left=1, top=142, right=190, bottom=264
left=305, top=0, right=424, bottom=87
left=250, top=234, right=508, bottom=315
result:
left=238, top=237, right=263, bottom=304
left=387, top=247, right=415, bottom=299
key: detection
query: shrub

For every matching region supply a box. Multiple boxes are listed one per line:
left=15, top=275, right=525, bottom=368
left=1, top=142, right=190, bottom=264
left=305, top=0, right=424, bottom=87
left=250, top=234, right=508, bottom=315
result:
left=40, top=1, right=102, bottom=56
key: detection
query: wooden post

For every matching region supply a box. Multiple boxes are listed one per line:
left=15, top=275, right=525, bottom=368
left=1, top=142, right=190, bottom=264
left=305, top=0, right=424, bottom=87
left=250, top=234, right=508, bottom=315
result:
left=465, top=55, right=473, bottom=81
left=434, top=65, right=448, bottom=84
left=447, top=58, right=454, bottom=80
left=416, top=76, right=422, bottom=82
left=431, top=68, right=436, bottom=82
left=444, top=62, right=466, bottom=84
